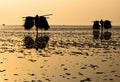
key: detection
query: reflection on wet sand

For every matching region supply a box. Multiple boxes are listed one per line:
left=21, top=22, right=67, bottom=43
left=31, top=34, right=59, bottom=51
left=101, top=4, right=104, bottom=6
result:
left=93, top=30, right=100, bottom=39
left=23, top=35, right=49, bottom=50
left=35, top=35, right=49, bottom=50
left=24, top=36, right=34, bottom=49
left=103, top=31, right=112, bottom=40
left=0, top=29, right=120, bottom=82
left=93, top=30, right=112, bottom=40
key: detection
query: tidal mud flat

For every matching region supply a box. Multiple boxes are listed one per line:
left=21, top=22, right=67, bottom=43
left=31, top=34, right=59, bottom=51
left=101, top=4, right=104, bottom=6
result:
left=0, top=28, right=120, bottom=82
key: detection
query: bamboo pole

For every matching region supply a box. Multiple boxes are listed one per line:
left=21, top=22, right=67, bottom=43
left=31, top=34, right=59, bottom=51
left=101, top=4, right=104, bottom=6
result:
left=22, top=14, right=53, bottom=18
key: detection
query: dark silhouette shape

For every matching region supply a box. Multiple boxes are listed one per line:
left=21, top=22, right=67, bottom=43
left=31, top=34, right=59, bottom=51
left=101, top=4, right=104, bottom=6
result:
left=23, top=35, right=49, bottom=50
left=100, top=33, right=104, bottom=40
left=92, top=19, right=112, bottom=40
left=100, top=19, right=104, bottom=40
left=104, top=20, right=112, bottom=31
left=34, top=15, right=50, bottom=38
left=35, top=35, right=49, bottom=50
left=103, top=20, right=112, bottom=40
left=2, top=24, right=5, bottom=26
left=23, top=14, right=51, bottom=39
left=104, top=32, right=112, bottom=40
left=100, top=19, right=104, bottom=27
left=92, top=20, right=100, bottom=39
left=34, top=15, right=40, bottom=30
left=93, top=30, right=100, bottom=39
left=93, top=21, right=100, bottom=30
left=23, top=14, right=51, bottom=31
left=39, top=16, right=50, bottom=30
left=34, top=15, right=40, bottom=38
left=24, top=17, right=34, bottom=30
left=23, top=14, right=52, bottom=50
left=23, top=36, right=34, bottom=48
left=35, top=15, right=50, bottom=30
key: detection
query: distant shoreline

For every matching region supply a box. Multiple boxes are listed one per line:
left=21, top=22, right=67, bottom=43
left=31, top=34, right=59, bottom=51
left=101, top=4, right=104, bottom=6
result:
left=0, top=25, right=120, bottom=30
left=0, top=24, right=120, bottom=27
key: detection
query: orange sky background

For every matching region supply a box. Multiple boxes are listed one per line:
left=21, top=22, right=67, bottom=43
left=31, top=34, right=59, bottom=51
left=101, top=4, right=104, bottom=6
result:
left=0, top=0, right=120, bottom=25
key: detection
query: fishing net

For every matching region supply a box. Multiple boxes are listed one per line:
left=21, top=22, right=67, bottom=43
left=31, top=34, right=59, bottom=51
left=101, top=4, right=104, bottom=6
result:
left=24, top=17, right=34, bottom=30
left=38, top=16, right=50, bottom=30
left=104, top=20, right=112, bottom=29
left=93, top=21, right=100, bottom=30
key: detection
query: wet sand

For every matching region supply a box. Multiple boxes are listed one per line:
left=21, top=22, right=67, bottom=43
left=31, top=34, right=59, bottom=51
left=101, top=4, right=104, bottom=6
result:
left=0, top=29, right=120, bottom=82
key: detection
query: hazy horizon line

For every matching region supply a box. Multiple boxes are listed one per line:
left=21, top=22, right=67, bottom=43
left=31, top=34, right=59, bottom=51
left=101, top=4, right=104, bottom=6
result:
left=0, top=24, right=120, bottom=27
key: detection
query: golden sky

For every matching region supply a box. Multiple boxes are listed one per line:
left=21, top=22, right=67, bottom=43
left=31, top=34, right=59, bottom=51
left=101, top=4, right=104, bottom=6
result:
left=0, top=0, right=120, bottom=25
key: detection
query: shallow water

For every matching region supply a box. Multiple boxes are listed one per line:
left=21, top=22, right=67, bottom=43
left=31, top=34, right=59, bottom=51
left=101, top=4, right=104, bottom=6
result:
left=0, top=25, right=120, bottom=82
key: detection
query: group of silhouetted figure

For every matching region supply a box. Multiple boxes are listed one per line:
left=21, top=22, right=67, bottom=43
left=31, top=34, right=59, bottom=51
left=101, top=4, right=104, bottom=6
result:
left=23, top=14, right=113, bottom=50
left=23, top=14, right=52, bottom=50
left=93, top=19, right=112, bottom=40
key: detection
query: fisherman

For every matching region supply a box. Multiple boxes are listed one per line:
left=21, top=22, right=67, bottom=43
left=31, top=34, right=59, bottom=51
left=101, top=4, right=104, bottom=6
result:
left=100, top=19, right=104, bottom=27
left=100, top=19, right=104, bottom=40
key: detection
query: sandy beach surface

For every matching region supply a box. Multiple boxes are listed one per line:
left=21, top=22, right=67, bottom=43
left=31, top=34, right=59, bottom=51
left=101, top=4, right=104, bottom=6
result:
left=0, top=27, right=120, bottom=82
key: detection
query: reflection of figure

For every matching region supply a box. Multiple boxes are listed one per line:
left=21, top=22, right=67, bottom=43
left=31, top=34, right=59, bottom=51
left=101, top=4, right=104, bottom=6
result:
left=104, top=32, right=112, bottom=40
left=23, top=35, right=49, bottom=50
left=93, top=30, right=100, bottom=39
left=35, top=35, right=49, bottom=50
left=23, top=36, right=34, bottom=48
left=100, top=19, right=104, bottom=40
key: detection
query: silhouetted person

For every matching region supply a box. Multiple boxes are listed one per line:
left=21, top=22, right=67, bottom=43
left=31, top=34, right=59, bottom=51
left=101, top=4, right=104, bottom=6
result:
left=24, top=14, right=50, bottom=36
left=34, top=15, right=40, bottom=38
left=100, top=19, right=104, bottom=40
left=23, top=14, right=51, bottom=50
left=100, top=19, right=104, bottom=27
